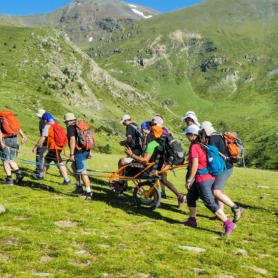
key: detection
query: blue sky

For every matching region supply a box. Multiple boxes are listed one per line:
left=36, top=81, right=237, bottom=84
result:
left=0, top=0, right=203, bottom=16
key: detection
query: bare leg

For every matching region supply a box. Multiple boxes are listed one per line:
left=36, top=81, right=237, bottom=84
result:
left=213, top=189, right=235, bottom=211
left=59, top=165, right=69, bottom=179
left=3, top=160, right=20, bottom=175
left=160, top=172, right=179, bottom=196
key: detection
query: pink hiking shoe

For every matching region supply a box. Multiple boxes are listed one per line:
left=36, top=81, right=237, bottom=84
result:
left=182, top=217, right=197, bottom=228
left=224, top=220, right=237, bottom=236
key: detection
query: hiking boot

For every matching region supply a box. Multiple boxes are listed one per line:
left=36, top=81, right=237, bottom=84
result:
left=32, top=173, right=43, bottom=180
left=161, top=192, right=167, bottom=199
left=15, top=174, right=24, bottom=185
left=85, top=192, right=93, bottom=200
left=177, top=194, right=187, bottom=208
left=182, top=217, right=197, bottom=228
left=72, top=186, right=84, bottom=195
left=2, top=177, right=14, bottom=185
left=224, top=220, right=237, bottom=236
left=61, top=180, right=71, bottom=186
left=232, top=207, right=245, bottom=223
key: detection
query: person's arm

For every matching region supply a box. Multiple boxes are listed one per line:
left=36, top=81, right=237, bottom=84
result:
left=18, top=128, right=28, bottom=143
left=119, top=135, right=132, bottom=146
left=185, top=157, right=198, bottom=189
left=125, top=146, right=152, bottom=165
left=32, top=136, right=46, bottom=152
left=69, top=136, right=76, bottom=161
left=0, top=130, right=5, bottom=149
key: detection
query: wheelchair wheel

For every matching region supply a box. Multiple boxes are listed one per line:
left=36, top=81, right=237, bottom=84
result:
left=133, top=181, right=161, bottom=211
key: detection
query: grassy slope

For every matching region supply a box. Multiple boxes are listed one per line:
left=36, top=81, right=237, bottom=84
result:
left=0, top=152, right=277, bottom=277
left=0, top=24, right=180, bottom=155
left=86, top=0, right=278, bottom=169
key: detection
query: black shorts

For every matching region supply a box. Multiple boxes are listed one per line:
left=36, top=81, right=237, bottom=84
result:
left=44, top=149, right=63, bottom=165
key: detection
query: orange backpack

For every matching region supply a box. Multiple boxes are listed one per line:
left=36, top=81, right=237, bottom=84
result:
left=47, top=122, right=68, bottom=150
left=0, top=110, right=21, bottom=138
left=222, top=132, right=244, bottom=164
left=75, top=121, right=96, bottom=150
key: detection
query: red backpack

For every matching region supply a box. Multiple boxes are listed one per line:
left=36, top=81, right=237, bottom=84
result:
left=47, top=122, right=68, bottom=150
left=0, top=110, right=21, bottom=137
left=75, top=121, right=96, bottom=150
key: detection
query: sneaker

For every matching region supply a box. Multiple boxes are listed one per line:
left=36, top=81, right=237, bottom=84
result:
left=62, top=180, right=71, bottom=186
left=72, top=186, right=84, bottom=195
left=85, top=192, right=93, bottom=200
left=15, top=174, right=24, bottom=185
left=177, top=194, right=187, bottom=208
left=2, top=177, right=14, bottom=185
left=232, top=207, right=245, bottom=223
left=161, top=192, right=167, bottom=199
left=32, top=173, right=43, bottom=180
left=182, top=217, right=197, bottom=228
left=224, top=220, right=237, bottom=236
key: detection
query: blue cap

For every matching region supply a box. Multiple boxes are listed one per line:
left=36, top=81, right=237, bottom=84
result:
left=141, top=121, right=150, bottom=130
left=42, top=112, right=54, bottom=122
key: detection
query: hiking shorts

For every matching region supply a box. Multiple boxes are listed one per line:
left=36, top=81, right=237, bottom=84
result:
left=74, top=150, right=90, bottom=173
left=123, top=157, right=134, bottom=165
left=44, top=149, right=63, bottom=166
left=1, top=136, right=18, bottom=160
left=212, top=168, right=233, bottom=190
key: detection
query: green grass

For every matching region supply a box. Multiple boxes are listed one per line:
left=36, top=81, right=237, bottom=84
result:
left=0, top=149, right=277, bottom=277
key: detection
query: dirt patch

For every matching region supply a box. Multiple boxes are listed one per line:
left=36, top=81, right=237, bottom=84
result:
left=0, top=237, right=19, bottom=245
left=54, top=221, right=78, bottom=227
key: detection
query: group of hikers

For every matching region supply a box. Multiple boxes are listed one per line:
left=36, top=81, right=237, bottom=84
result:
left=0, top=109, right=244, bottom=236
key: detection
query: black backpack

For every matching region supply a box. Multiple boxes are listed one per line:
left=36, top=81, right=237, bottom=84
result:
left=159, top=133, right=185, bottom=165
left=129, top=124, right=144, bottom=150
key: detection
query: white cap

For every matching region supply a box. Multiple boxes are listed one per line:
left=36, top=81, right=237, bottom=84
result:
left=119, top=114, right=131, bottom=124
left=200, top=121, right=216, bottom=136
left=181, top=111, right=200, bottom=127
left=181, top=124, right=200, bottom=135
left=36, top=109, right=46, bottom=118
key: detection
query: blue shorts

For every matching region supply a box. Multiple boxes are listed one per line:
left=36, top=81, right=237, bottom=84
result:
left=74, top=151, right=90, bottom=173
left=1, top=137, right=18, bottom=160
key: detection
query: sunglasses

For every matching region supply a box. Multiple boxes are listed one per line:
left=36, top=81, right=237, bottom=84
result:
left=150, top=122, right=157, bottom=126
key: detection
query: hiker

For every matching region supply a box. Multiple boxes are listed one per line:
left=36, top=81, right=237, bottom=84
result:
left=151, top=115, right=186, bottom=206
left=64, top=112, right=93, bottom=200
left=119, top=115, right=142, bottom=156
left=32, top=112, right=71, bottom=185
left=181, top=110, right=200, bottom=128
left=140, top=120, right=151, bottom=151
left=199, top=121, right=244, bottom=222
left=0, top=111, right=27, bottom=185
left=182, top=124, right=236, bottom=236
left=115, top=115, right=142, bottom=189
left=124, top=124, right=162, bottom=163
left=151, top=115, right=168, bottom=198
left=32, top=109, right=47, bottom=176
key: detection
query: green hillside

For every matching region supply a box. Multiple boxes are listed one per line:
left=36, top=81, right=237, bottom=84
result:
left=85, top=0, right=278, bottom=169
left=0, top=24, right=176, bottom=155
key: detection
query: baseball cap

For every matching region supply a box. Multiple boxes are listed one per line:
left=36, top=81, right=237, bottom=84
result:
left=36, top=109, right=45, bottom=118
left=141, top=121, right=150, bottom=130
left=119, top=114, right=131, bottom=124
left=152, top=115, right=164, bottom=126
left=181, top=124, right=200, bottom=135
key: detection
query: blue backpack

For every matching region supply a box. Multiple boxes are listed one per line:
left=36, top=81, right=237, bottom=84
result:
left=197, top=144, right=226, bottom=176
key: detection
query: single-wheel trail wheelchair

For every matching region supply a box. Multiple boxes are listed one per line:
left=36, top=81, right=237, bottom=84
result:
left=67, top=146, right=188, bottom=211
